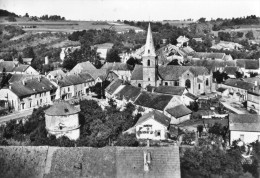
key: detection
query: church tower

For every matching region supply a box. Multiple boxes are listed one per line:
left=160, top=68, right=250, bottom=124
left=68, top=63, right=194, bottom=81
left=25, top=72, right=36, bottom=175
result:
left=142, top=23, right=157, bottom=88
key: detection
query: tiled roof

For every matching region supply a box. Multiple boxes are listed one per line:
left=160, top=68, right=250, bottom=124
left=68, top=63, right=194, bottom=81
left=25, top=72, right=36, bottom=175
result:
left=134, top=91, right=173, bottom=111
left=131, top=65, right=143, bottom=80
left=78, top=73, right=94, bottom=81
left=158, top=66, right=209, bottom=80
left=9, top=74, right=40, bottom=83
left=236, top=59, right=259, bottom=69
left=154, top=86, right=185, bottom=96
left=180, top=46, right=194, bottom=54
left=229, top=113, right=260, bottom=132
left=192, top=52, right=225, bottom=59
left=185, top=92, right=198, bottom=100
left=9, top=77, right=56, bottom=98
left=57, top=74, right=88, bottom=87
left=0, top=146, right=181, bottom=178
left=224, top=79, right=254, bottom=90
left=223, top=66, right=239, bottom=75
left=86, top=69, right=107, bottom=80
left=13, top=65, right=29, bottom=72
left=116, top=85, right=141, bottom=101
left=190, top=59, right=236, bottom=72
left=135, top=110, right=171, bottom=127
left=101, top=62, right=133, bottom=71
left=105, top=79, right=123, bottom=95
left=22, top=58, right=33, bottom=63
left=166, top=105, right=192, bottom=118
left=0, top=61, right=19, bottom=72
left=77, top=61, right=97, bottom=72
left=217, top=87, right=228, bottom=93
left=45, top=100, right=80, bottom=116
left=48, top=69, right=66, bottom=78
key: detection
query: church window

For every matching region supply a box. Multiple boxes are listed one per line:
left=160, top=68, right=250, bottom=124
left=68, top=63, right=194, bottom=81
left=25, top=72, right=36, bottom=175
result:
left=165, top=82, right=168, bottom=86
left=206, top=79, right=209, bottom=86
left=147, top=60, right=150, bottom=66
left=185, top=79, right=191, bottom=89
left=138, top=83, right=142, bottom=87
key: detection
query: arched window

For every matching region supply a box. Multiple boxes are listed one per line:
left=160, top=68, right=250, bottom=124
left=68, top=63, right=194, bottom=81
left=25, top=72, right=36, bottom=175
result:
left=185, top=79, right=191, bottom=89
left=147, top=60, right=150, bottom=66
left=165, top=82, right=168, bottom=86
left=198, top=84, right=200, bottom=90
left=138, top=83, right=142, bottom=88
left=148, top=49, right=150, bottom=54
left=206, top=79, right=209, bottom=86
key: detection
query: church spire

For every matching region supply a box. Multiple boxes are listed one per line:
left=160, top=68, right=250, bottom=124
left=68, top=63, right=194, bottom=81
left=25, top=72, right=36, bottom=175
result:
left=143, top=23, right=156, bottom=57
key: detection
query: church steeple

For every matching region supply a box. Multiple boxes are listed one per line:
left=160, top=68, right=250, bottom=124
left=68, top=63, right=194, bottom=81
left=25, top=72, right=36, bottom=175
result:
left=143, top=23, right=156, bottom=57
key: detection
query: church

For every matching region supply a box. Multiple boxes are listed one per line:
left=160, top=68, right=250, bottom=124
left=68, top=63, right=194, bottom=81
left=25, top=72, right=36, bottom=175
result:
left=130, top=24, right=213, bottom=96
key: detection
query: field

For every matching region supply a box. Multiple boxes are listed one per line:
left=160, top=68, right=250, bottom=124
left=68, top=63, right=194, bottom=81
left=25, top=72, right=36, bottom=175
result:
left=0, top=17, right=143, bottom=33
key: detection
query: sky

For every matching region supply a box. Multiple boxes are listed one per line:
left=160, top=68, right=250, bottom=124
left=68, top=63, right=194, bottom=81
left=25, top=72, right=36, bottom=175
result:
left=1, top=0, right=260, bottom=21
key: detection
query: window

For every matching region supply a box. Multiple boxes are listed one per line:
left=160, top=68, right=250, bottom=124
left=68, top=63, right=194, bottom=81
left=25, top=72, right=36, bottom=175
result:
left=185, top=79, right=191, bottom=89
left=68, top=87, right=70, bottom=92
left=147, top=60, right=150, bottom=66
left=138, top=83, right=142, bottom=88
left=155, top=130, right=161, bottom=137
left=174, top=81, right=179, bottom=86
left=206, top=79, right=209, bottom=86
left=198, top=84, right=200, bottom=90
left=240, top=134, right=244, bottom=141
left=148, top=78, right=150, bottom=81
left=165, top=82, right=168, bottom=86
left=148, top=49, right=150, bottom=54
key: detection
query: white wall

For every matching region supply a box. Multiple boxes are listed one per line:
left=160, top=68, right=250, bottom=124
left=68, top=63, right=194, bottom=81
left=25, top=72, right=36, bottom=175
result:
left=230, top=130, right=260, bottom=144
left=135, top=119, right=168, bottom=140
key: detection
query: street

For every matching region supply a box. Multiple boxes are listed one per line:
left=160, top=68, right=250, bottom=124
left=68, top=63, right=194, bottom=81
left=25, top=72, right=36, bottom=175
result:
left=0, top=108, right=35, bottom=124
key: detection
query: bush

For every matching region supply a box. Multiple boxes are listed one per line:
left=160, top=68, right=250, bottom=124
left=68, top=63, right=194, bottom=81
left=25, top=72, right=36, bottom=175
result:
left=115, top=134, right=139, bottom=147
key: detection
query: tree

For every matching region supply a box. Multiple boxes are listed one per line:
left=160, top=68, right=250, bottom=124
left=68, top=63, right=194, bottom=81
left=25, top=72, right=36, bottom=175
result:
left=17, top=55, right=23, bottom=64
left=198, top=17, right=206, bottom=23
left=236, top=71, right=243, bottom=78
left=106, top=48, right=121, bottom=62
left=245, top=31, right=254, bottom=40
left=208, top=123, right=229, bottom=142
left=197, top=125, right=203, bottom=137
left=1, top=68, right=7, bottom=88
left=24, top=13, right=29, bottom=17
left=62, top=53, right=77, bottom=70
left=115, top=134, right=139, bottom=147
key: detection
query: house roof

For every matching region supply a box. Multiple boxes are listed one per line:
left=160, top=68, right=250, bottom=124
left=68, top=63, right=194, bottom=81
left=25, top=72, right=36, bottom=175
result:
left=0, top=61, right=19, bottom=72
left=236, top=59, right=260, bottom=69
left=8, top=74, right=40, bottom=83
left=154, top=86, right=185, bottom=96
left=78, top=73, right=94, bottom=81
left=101, top=62, right=133, bottom=71
left=166, top=105, right=192, bottom=118
left=177, top=36, right=189, bottom=43
left=45, top=101, right=80, bottom=116
left=13, top=65, right=30, bottom=72
left=134, top=91, right=173, bottom=111
left=87, top=69, right=107, bottom=80
left=76, top=61, right=97, bottom=72
left=22, top=58, right=33, bottom=63
left=224, top=79, right=254, bottom=91
left=185, top=92, right=198, bottom=100
left=135, top=110, right=171, bottom=127
left=57, top=74, right=87, bottom=87
left=223, top=66, right=239, bottom=75
left=116, top=85, right=141, bottom=101
left=189, top=59, right=236, bottom=72
left=131, top=65, right=143, bottom=80
left=229, top=113, right=260, bottom=132
left=48, top=69, right=66, bottom=78
left=192, top=52, right=225, bottom=59
left=105, top=79, right=123, bottom=95
left=8, top=77, right=56, bottom=98
left=0, top=146, right=180, bottom=178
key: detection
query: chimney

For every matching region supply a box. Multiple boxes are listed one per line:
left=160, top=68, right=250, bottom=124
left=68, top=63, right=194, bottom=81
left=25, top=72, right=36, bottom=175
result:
left=9, top=85, right=12, bottom=90
left=255, top=81, right=257, bottom=86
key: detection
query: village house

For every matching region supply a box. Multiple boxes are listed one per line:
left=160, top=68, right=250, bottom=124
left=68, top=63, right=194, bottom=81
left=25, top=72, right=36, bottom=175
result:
left=229, top=114, right=260, bottom=144
left=0, top=61, right=39, bottom=75
left=192, top=52, right=233, bottom=61
left=69, top=61, right=97, bottom=75
left=60, top=46, right=81, bottom=61
left=247, top=85, right=260, bottom=114
left=236, top=59, right=260, bottom=77
left=45, top=100, right=81, bottom=140
left=130, top=24, right=213, bottom=96
left=14, top=57, right=33, bottom=65
left=211, top=41, right=243, bottom=51
left=182, top=92, right=198, bottom=106
left=91, top=43, right=114, bottom=59
left=223, top=66, right=242, bottom=78
left=177, top=35, right=189, bottom=47
left=135, top=110, right=171, bottom=140
left=164, top=104, right=192, bottom=125
left=153, top=86, right=188, bottom=103
left=102, top=62, right=133, bottom=81
left=0, top=77, right=56, bottom=111
left=46, top=69, right=66, bottom=80
left=104, top=79, right=124, bottom=100
left=221, top=79, right=254, bottom=101
left=51, top=73, right=94, bottom=100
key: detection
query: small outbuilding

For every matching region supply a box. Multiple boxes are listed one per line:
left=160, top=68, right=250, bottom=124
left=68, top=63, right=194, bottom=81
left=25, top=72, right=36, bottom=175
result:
left=45, top=100, right=81, bottom=140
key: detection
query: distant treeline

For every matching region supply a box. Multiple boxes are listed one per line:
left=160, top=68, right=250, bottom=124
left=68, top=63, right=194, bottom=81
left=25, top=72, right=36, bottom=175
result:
left=39, top=15, right=65, bottom=21
left=0, top=9, right=18, bottom=17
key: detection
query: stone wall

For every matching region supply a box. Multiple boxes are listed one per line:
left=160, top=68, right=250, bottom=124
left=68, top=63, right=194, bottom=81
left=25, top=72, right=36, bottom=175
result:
left=0, top=146, right=181, bottom=178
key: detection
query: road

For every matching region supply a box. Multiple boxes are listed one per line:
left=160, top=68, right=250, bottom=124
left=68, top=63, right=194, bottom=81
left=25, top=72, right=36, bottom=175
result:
left=0, top=108, right=34, bottom=124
